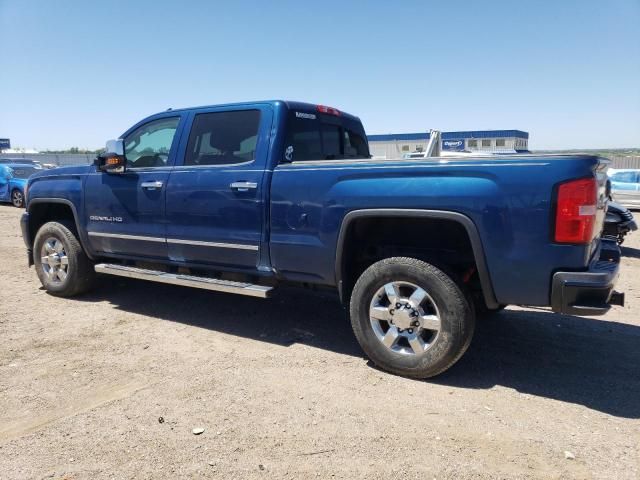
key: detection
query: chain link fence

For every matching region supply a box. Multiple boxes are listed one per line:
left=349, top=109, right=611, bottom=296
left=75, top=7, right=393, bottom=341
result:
left=0, top=153, right=95, bottom=166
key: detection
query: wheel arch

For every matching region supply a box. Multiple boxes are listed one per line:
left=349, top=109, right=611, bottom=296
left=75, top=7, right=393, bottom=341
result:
left=334, top=209, right=498, bottom=309
left=27, top=198, right=94, bottom=260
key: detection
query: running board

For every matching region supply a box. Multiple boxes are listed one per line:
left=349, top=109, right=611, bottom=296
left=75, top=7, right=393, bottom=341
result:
left=94, top=263, right=273, bottom=298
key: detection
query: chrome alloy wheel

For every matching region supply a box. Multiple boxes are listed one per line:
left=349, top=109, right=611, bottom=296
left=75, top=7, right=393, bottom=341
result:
left=12, top=190, right=23, bottom=207
left=40, top=237, right=69, bottom=283
left=369, top=281, right=441, bottom=356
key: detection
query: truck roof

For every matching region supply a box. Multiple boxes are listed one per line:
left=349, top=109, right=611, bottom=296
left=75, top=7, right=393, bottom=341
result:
left=156, top=100, right=362, bottom=122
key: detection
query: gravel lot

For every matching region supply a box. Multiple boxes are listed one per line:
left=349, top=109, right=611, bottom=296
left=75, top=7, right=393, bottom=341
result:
left=0, top=204, right=638, bottom=479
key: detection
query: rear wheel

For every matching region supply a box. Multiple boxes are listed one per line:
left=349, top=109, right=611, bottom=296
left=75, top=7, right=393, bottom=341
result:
left=349, top=257, right=475, bottom=378
left=33, top=221, right=95, bottom=297
left=11, top=189, right=24, bottom=208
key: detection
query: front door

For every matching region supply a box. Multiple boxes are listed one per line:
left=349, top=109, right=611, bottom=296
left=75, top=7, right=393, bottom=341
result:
left=84, top=115, right=184, bottom=259
left=165, top=106, right=272, bottom=269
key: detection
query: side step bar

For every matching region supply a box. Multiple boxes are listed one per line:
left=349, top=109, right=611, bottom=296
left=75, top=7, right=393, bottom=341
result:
left=94, top=263, right=273, bottom=298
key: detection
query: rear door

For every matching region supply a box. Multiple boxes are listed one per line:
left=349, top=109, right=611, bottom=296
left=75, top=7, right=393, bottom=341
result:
left=84, top=114, right=185, bottom=259
left=164, top=106, right=273, bottom=269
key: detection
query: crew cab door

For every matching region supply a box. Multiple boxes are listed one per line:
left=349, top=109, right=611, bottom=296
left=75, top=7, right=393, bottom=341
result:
left=165, top=106, right=272, bottom=269
left=84, top=114, right=185, bottom=259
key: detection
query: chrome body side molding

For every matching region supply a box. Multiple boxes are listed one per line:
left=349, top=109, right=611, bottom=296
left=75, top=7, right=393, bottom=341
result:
left=87, top=232, right=259, bottom=251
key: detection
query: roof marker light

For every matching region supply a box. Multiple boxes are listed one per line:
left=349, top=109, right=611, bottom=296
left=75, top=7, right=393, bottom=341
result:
left=316, top=105, right=341, bottom=116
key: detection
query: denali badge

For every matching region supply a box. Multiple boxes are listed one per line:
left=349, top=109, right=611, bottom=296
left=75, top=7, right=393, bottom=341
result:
left=90, top=215, right=123, bottom=223
left=295, top=112, right=316, bottom=120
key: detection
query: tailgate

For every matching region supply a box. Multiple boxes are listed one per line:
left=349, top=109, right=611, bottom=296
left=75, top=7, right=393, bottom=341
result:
left=588, top=158, right=611, bottom=259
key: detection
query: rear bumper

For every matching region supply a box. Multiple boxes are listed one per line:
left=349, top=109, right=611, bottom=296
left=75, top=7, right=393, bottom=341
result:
left=551, top=239, right=624, bottom=316
left=20, top=212, right=33, bottom=266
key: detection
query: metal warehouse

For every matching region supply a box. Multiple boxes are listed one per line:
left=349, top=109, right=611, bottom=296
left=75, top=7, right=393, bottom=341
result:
left=368, top=130, right=529, bottom=158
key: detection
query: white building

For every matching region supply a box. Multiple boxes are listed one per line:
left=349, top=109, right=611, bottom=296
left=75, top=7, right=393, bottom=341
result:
left=368, top=130, right=529, bottom=159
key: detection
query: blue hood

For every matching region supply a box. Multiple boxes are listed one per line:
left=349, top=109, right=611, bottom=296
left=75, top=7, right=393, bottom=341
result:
left=29, top=164, right=93, bottom=180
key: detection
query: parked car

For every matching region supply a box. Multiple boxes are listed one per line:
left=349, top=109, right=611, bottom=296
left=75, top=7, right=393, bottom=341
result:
left=0, top=158, right=45, bottom=169
left=608, top=168, right=640, bottom=208
left=0, top=163, right=40, bottom=207
left=20, top=100, right=624, bottom=378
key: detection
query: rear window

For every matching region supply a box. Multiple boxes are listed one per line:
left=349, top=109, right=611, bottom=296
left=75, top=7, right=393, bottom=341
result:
left=284, top=110, right=369, bottom=162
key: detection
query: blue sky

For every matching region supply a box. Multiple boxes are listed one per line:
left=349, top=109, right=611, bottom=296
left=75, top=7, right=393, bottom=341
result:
left=1, top=0, right=638, bottom=150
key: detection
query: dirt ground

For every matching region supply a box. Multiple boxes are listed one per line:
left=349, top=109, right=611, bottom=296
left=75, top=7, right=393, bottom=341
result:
left=0, top=204, right=638, bottom=479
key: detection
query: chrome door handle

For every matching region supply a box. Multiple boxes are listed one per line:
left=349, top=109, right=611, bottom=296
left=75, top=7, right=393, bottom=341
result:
left=230, top=181, right=257, bottom=192
left=141, top=181, right=164, bottom=190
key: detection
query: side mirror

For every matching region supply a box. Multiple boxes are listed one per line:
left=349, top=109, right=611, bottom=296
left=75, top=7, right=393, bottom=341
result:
left=96, top=139, right=126, bottom=173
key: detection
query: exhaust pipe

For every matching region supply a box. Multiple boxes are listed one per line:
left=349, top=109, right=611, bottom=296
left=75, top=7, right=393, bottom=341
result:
left=609, top=291, right=625, bottom=307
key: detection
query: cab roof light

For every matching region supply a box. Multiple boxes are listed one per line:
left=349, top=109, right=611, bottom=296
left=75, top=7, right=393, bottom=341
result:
left=316, top=105, right=341, bottom=116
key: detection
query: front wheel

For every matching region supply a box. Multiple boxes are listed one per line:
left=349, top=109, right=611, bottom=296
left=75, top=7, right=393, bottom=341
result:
left=349, top=257, right=475, bottom=378
left=33, top=221, right=95, bottom=297
left=11, top=189, right=24, bottom=208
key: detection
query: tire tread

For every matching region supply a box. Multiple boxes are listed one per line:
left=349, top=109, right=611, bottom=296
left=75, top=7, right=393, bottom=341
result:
left=349, top=257, right=475, bottom=378
left=33, top=221, right=95, bottom=297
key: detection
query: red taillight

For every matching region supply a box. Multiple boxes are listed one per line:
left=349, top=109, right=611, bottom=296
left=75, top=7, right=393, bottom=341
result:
left=554, top=177, right=597, bottom=244
left=316, top=104, right=341, bottom=116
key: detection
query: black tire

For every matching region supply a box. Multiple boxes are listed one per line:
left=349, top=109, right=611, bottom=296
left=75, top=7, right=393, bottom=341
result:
left=11, top=189, right=24, bottom=208
left=349, top=257, right=475, bottom=378
left=33, top=221, right=95, bottom=297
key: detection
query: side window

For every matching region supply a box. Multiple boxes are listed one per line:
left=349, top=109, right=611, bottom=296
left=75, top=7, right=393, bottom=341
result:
left=185, top=110, right=261, bottom=166
left=124, top=117, right=180, bottom=168
left=612, top=172, right=637, bottom=183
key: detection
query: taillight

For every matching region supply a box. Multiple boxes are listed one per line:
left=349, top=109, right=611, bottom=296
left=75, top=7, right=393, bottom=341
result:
left=554, top=177, right=597, bottom=244
left=316, top=104, right=341, bottom=116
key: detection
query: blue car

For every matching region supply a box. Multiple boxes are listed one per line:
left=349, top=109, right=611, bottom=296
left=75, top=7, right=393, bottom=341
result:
left=0, top=163, right=41, bottom=207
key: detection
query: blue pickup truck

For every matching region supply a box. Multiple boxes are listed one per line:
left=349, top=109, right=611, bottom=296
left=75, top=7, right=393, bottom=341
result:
left=20, top=100, right=624, bottom=378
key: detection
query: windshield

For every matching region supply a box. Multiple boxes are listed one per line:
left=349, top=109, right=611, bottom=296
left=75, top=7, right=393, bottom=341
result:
left=11, top=166, right=38, bottom=179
